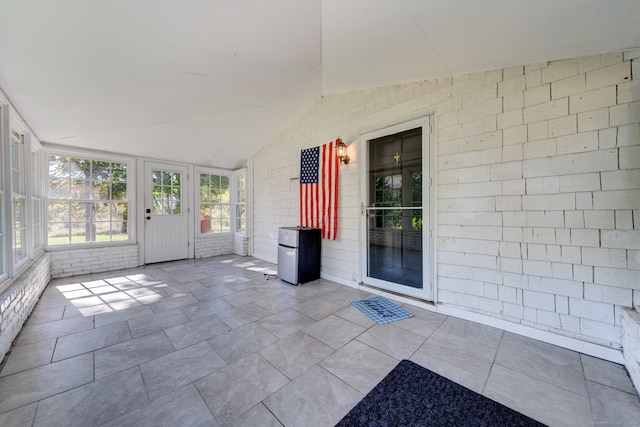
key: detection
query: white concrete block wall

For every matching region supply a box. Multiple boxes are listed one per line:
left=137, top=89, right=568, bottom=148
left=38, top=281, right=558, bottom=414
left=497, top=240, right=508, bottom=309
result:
left=195, top=235, right=234, bottom=259
left=234, top=234, right=249, bottom=256
left=252, top=52, right=639, bottom=349
left=0, top=253, right=51, bottom=362
left=49, top=244, right=138, bottom=278
left=622, top=308, right=640, bottom=394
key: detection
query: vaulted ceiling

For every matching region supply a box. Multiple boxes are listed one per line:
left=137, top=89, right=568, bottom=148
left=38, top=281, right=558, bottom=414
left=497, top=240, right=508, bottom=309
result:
left=0, top=0, right=638, bottom=169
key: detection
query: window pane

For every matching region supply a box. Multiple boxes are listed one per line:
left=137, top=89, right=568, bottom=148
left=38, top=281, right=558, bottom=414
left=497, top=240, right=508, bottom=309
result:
left=113, top=163, right=127, bottom=181
left=236, top=204, right=246, bottom=233
left=211, top=205, right=222, bottom=220
left=12, top=170, right=20, bottom=193
left=95, top=203, right=111, bottom=221
left=71, top=202, right=91, bottom=221
left=91, top=160, right=110, bottom=181
left=71, top=159, right=90, bottom=179
left=49, top=156, right=67, bottom=176
left=111, top=223, right=128, bottom=240
left=210, top=175, right=220, bottom=202
left=11, top=132, right=23, bottom=195
left=71, top=179, right=90, bottom=199
left=13, top=197, right=26, bottom=262
left=49, top=178, right=70, bottom=198
left=172, top=186, right=181, bottom=201
left=163, top=171, right=172, bottom=185
left=33, top=198, right=41, bottom=248
left=95, top=222, right=110, bottom=240
left=111, top=203, right=129, bottom=236
left=93, top=181, right=110, bottom=200
left=111, top=182, right=126, bottom=200
left=48, top=222, right=69, bottom=245
left=70, top=222, right=88, bottom=243
left=200, top=174, right=210, bottom=202
left=152, top=170, right=162, bottom=185
left=48, top=201, right=70, bottom=223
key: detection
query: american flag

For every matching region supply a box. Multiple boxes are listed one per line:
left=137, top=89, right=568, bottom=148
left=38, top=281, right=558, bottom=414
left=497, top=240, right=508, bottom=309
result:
left=300, top=140, right=339, bottom=240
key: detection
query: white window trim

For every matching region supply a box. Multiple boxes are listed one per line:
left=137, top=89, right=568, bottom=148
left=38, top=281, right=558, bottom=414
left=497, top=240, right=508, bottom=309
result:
left=235, top=168, right=247, bottom=236
left=0, top=103, right=44, bottom=287
left=10, top=127, right=29, bottom=270
left=195, top=166, right=237, bottom=237
left=43, top=146, right=136, bottom=250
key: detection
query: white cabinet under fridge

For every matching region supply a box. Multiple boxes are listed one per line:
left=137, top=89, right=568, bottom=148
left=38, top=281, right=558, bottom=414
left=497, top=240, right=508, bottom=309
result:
left=277, top=227, right=321, bottom=285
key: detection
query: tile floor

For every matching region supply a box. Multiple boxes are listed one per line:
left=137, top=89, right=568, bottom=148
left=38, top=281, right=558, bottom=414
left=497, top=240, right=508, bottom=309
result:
left=0, top=255, right=639, bottom=426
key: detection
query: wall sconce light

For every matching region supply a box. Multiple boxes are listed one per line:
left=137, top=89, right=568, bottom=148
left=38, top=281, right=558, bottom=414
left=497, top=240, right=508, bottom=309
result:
left=336, top=138, right=350, bottom=164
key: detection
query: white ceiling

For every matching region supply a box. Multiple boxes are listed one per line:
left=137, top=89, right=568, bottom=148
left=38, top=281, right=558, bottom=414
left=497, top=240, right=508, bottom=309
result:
left=0, top=0, right=638, bottom=169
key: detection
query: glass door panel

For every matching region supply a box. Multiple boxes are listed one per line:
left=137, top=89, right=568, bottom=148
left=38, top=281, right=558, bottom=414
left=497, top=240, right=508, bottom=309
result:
left=366, top=128, right=424, bottom=291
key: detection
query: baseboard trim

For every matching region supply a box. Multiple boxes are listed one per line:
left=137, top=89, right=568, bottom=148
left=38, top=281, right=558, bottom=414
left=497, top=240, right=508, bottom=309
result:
left=322, top=274, right=624, bottom=365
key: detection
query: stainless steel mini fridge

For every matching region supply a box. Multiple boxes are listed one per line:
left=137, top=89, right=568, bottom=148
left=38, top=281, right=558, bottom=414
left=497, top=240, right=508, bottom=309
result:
left=277, top=227, right=321, bottom=285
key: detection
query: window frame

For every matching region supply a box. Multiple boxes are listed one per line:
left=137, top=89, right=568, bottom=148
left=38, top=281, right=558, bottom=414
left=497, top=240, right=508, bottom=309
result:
left=31, top=146, right=43, bottom=254
left=235, top=169, right=246, bottom=235
left=9, top=128, right=28, bottom=267
left=196, top=167, right=237, bottom=237
left=0, top=102, right=44, bottom=290
left=44, top=148, right=134, bottom=249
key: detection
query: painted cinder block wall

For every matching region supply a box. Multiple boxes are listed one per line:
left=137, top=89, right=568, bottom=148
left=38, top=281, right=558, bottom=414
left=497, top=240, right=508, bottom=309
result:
left=49, top=245, right=139, bottom=278
left=0, top=253, right=51, bottom=363
left=252, top=51, right=640, bottom=350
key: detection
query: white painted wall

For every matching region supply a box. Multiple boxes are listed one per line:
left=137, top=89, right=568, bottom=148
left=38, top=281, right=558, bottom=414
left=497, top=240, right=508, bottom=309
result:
left=252, top=51, right=640, bottom=350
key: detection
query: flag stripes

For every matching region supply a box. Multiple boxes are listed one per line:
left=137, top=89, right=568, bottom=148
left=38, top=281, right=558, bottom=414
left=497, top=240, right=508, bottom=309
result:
left=300, top=140, right=339, bottom=240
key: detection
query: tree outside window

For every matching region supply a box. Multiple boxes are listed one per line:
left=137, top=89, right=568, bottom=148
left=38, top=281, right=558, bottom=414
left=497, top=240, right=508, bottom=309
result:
left=47, top=156, right=129, bottom=245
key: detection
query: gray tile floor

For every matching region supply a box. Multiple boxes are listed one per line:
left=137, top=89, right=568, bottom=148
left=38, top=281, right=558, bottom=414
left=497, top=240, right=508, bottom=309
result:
left=0, top=255, right=639, bottom=426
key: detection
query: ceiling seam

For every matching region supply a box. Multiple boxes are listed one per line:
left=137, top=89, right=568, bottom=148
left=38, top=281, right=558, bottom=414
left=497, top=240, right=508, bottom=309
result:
left=320, top=0, right=324, bottom=96
left=401, top=0, right=452, bottom=76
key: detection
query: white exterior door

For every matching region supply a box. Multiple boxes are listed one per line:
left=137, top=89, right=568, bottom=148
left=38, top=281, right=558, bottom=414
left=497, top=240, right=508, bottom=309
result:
left=144, top=162, right=189, bottom=263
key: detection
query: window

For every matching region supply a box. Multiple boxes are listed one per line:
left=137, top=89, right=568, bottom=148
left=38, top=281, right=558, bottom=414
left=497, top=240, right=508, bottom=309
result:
left=235, top=174, right=246, bottom=233
left=47, top=156, right=129, bottom=245
left=0, top=105, right=44, bottom=288
left=31, top=150, right=42, bottom=250
left=11, top=130, right=27, bottom=264
left=199, top=173, right=230, bottom=234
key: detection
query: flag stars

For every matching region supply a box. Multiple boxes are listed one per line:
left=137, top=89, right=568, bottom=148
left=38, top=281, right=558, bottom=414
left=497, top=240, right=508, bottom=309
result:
left=300, top=147, right=319, bottom=184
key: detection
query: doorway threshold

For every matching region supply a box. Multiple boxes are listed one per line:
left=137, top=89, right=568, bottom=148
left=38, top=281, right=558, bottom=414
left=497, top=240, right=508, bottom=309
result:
left=358, top=282, right=435, bottom=307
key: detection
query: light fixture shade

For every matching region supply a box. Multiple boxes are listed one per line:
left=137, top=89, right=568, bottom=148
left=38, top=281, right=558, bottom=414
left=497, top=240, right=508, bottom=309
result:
left=335, top=138, right=349, bottom=164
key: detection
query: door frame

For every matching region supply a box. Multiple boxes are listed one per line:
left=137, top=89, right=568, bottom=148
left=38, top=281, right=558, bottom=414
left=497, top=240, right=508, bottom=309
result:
left=137, top=159, right=194, bottom=266
left=358, top=116, right=434, bottom=301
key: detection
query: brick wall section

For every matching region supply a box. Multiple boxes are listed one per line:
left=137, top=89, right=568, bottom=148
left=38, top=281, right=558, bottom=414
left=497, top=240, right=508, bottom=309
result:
left=195, top=235, right=234, bottom=259
left=253, top=50, right=640, bottom=349
left=0, top=253, right=51, bottom=362
left=49, top=244, right=138, bottom=278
